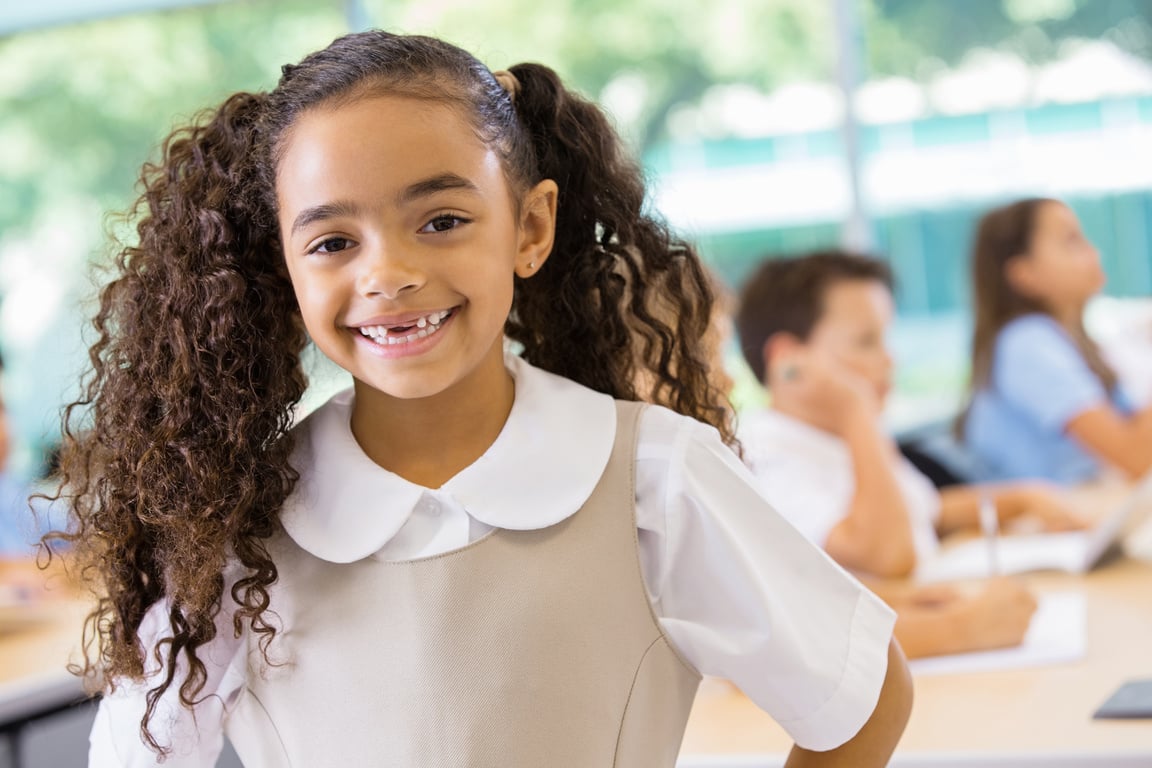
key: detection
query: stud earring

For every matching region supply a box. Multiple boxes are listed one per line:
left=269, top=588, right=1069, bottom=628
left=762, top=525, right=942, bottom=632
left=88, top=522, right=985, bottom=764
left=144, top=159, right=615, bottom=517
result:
left=528, top=261, right=536, bottom=269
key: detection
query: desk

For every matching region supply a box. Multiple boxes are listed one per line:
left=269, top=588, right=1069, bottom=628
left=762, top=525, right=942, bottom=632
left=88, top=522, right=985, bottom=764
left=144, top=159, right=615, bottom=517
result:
left=679, top=556, right=1152, bottom=767
left=0, top=559, right=90, bottom=740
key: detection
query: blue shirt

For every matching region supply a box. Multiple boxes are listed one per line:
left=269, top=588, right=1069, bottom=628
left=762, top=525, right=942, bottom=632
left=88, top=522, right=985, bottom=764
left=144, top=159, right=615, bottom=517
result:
left=964, top=314, right=1129, bottom=484
left=0, top=472, right=38, bottom=556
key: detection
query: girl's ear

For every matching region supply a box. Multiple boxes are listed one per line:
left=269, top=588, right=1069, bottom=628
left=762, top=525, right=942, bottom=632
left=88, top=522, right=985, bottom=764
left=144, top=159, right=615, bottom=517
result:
left=1004, top=254, right=1039, bottom=298
left=514, top=179, right=558, bottom=278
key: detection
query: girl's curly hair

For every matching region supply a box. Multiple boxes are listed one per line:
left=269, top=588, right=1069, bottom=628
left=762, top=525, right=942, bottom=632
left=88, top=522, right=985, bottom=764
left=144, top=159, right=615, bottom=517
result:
left=53, top=30, right=731, bottom=753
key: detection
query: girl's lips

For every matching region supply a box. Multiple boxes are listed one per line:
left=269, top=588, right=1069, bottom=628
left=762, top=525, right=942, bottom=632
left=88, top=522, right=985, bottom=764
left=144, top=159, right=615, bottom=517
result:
left=352, top=307, right=457, bottom=359
left=350, top=307, right=457, bottom=330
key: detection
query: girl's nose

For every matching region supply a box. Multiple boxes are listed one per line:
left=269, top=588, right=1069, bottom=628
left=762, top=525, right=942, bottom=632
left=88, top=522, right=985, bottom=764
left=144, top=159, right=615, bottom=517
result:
left=355, top=247, right=424, bottom=299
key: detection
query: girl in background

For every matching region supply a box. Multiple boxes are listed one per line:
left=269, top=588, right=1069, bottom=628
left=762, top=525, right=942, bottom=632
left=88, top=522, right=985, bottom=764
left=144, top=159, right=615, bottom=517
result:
left=59, top=30, right=910, bottom=767
left=963, top=198, right=1152, bottom=483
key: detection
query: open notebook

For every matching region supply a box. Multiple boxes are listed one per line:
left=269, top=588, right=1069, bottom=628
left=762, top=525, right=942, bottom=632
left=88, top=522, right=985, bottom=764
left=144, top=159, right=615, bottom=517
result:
left=917, top=476, right=1152, bottom=583
left=907, top=591, right=1087, bottom=675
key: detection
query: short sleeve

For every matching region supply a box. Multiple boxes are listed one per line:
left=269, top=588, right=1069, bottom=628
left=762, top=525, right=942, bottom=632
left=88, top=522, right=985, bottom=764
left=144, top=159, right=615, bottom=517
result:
left=740, top=445, right=852, bottom=547
left=993, top=316, right=1107, bottom=431
left=635, top=407, right=896, bottom=752
left=89, top=595, right=247, bottom=767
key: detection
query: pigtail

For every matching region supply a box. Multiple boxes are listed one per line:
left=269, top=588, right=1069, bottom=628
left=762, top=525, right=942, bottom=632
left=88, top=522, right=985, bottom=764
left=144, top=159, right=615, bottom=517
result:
left=53, top=91, right=308, bottom=752
left=504, top=64, right=734, bottom=444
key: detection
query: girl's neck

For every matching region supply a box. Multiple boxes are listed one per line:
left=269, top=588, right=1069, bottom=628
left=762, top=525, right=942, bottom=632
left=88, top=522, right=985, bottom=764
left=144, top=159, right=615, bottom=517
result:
left=1045, top=300, right=1085, bottom=335
left=349, top=349, right=515, bottom=489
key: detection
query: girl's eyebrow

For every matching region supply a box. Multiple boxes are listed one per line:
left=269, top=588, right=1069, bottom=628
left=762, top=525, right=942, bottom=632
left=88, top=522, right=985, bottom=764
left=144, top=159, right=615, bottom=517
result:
left=396, top=172, right=480, bottom=205
left=291, top=200, right=362, bottom=236
left=289, top=173, right=480, bottom=236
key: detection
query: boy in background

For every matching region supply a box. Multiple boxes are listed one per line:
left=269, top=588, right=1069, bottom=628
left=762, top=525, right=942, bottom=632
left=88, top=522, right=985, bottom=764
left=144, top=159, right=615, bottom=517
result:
left=735, top=250, right=1081, bottom=657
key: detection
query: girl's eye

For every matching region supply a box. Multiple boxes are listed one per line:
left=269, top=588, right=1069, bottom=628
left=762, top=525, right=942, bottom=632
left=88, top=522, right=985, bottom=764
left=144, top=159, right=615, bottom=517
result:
left=308, top=237, right=353, bottom=255
left=420, top=214, right=469, bottom=234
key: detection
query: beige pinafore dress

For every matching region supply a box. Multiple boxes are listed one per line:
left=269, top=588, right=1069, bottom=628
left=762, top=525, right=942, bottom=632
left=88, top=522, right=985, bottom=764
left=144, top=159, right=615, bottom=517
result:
left=226, top=401, right=701, bottom=767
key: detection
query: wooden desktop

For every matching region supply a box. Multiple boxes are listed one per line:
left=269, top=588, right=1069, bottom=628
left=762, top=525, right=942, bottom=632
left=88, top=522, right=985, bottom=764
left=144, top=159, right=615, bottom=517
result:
left=680, top=553, right=1152, bottom=765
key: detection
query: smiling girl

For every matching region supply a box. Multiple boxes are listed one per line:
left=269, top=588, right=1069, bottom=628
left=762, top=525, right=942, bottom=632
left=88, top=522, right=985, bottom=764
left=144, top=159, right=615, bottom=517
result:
left=62, top=31, right=910, bottom=767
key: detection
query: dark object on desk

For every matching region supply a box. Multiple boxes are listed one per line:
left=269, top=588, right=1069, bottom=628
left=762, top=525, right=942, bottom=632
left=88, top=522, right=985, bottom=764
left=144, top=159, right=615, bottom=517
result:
left=895, top=417, right=988, bottom=489
left=899, top=441, right=966, bottom=488
left=1093, top=679, right=1152, bottom=719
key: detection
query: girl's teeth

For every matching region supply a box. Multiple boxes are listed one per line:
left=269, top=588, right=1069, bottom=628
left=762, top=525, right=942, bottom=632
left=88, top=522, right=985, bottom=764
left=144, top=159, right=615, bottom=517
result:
left=360, top=310, right=451, bottom=346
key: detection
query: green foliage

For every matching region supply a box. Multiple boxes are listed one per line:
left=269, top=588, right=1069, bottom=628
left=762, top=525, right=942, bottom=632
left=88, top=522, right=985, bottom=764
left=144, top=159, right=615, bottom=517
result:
left=367, top=0, right=835, bottom=149
left=0, top=0, right=838, bottom=246
left=0, top=0, right=345, bottom=246
left=1, top=0, right=1149, bottom=249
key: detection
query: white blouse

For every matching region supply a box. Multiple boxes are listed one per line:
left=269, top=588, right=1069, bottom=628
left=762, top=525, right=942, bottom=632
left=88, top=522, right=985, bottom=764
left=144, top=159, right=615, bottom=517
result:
left=89, top=356, right=895, bottom=766
left=738, top=407, right=942, bottom=566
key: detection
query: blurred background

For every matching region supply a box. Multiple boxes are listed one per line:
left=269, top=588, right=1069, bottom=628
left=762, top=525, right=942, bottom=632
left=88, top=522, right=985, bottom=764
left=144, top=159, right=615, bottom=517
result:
left=2, top=0, right=1151, bottom=479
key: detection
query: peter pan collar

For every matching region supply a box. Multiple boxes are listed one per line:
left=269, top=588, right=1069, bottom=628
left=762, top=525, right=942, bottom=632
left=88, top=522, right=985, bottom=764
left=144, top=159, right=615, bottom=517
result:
left=279, top=354, right=618, bottom=563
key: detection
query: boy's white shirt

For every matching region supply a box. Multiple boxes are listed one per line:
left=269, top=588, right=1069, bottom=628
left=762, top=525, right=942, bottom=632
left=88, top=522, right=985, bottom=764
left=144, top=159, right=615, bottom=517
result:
left=89, top=355, right=896, bottom=765
left=738, top=407, right=942, bottom=565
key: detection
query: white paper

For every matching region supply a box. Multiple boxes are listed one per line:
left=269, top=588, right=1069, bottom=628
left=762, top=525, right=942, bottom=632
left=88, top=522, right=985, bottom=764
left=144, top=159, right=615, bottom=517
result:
left=916, top=532, right=1091, bottom=582
left=908, top=591, right=1087, bottom=676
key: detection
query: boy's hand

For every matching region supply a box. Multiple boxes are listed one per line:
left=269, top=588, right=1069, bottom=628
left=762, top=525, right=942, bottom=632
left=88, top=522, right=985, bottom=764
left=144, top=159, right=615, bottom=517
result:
left=959, top=578, right=1038, bottom=652
left=774, top=350, right=879, bottom=436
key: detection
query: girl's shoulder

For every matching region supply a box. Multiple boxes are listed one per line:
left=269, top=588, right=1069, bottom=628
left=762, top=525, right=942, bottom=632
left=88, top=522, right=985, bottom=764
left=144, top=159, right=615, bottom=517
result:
left=998, top=313, right=1069, bottom=346
left=636, top=402, right=726, bottom=452
left=634, top=403, right=744, bottom=499
left=995, top=313, right=1080, bottom=364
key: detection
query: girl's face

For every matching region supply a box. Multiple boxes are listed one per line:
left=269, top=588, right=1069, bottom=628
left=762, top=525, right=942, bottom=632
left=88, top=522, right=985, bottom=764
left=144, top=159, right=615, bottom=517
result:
left=276, top=94, right=555, bottom=403
left=1008, top=202, right=1104, bottom=311
left=802, top=279, right=895, bottom=404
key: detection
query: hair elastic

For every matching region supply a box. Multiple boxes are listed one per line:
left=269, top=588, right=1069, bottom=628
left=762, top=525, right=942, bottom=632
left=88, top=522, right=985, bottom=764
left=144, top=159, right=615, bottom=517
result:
left=492, top=69, right=521, bottom=102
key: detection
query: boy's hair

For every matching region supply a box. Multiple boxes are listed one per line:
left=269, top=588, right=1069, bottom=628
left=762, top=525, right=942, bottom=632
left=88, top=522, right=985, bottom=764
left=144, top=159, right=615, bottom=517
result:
left=54, top=30, right=727, bottom=753
left=735, top=249, right=894, bottom=383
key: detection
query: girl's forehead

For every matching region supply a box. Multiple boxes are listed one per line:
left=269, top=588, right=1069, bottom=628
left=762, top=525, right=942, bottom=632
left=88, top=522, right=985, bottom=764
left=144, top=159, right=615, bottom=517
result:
left=1032, top=201, right=1076, bottom=235
left=284, top=94, right=479, bottom=154
left=274, top=94, right=502, bottom=206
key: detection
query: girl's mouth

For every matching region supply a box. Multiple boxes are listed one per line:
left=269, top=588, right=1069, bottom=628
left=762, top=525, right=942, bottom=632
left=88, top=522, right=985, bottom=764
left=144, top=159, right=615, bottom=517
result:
left=356, top=308, right=457, bottom=347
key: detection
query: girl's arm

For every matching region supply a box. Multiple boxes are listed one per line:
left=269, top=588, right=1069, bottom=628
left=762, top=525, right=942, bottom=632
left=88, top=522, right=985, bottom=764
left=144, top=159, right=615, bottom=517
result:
left=642, top=408, right=903, bottom=755
left=88, top=596, right=245, bottom=767
left=936, top=484, right=1086, bottom=535
left=1066, top=403, right=1152, bottom=480
left=988, top=316, right=1152, bottom=481
left=784, top=639, right=912, bottom=767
